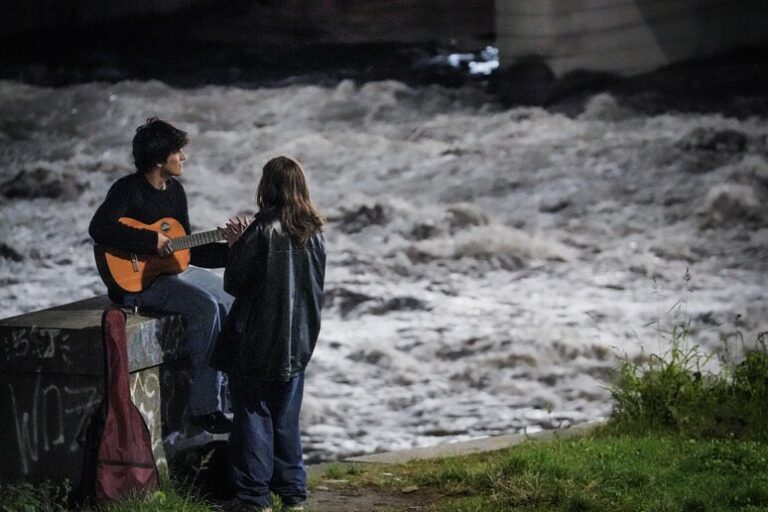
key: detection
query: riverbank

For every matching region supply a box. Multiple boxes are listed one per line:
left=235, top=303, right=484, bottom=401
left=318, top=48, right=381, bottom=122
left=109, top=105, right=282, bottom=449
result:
left=4, top=424, right=766, bottom=511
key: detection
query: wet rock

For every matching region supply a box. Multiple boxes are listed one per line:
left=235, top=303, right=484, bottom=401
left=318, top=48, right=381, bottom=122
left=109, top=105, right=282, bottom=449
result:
left=409, top=222, right=442, bottom=240
left=538, top=195, right=570, bottom=213
left=491, top=58, right=556, bottom=107
left=319, top=99, right=368, bottom=122
left=0, top=167, right=87, bottom=200
left=437, top=337, right=495, bottom=361
left=698, top=183, right=764, bottom=227
left=489, top=353, right=539, bottom=369
left=678, top=127, right=748, bottom=154
left=323, top=288, right=376, bottom=316
left=0, top=242, right=23, bottom=262
left=446, top=203, right=489, bottom=231
left=348, top=349, right=391, bottom=367
left=671, top=128, right=749, bottom=174
left=334, top=203, right=389, bottom=233
left=366, top=296, right=430, bottom=315
left=578, top=93, right=628, bottom=122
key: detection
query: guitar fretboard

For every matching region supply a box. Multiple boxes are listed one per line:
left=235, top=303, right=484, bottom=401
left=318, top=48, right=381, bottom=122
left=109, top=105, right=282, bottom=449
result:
left=171, top=229, right=224, bottom=251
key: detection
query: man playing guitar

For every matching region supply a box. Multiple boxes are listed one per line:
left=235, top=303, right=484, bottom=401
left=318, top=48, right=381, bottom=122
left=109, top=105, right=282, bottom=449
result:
left=89, top=117, right=247, bottom=434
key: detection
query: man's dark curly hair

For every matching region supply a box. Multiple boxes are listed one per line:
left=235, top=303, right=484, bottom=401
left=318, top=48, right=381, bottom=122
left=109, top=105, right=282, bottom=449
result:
left=132, top=117, right=189, bottom=174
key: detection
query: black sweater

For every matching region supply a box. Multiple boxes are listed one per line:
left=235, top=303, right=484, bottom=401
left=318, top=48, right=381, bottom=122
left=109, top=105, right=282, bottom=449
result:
left=89, top=173, right=229, bottom=276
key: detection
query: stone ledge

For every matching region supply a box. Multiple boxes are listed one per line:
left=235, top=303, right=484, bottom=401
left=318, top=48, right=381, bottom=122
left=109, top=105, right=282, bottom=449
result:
left=0, top=295, right=187, bottom=374
left=344, top=421, right=602, bottom=465
left=0, top=296, right=208, bottom=489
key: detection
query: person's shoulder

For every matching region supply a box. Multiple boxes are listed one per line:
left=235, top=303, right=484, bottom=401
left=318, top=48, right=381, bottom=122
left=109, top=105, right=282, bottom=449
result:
left=239, top=212, right=278, bottom=243
left=252, top=211, right=280, bottom=230
left=115, top=173, right=140, bottom=185
left=167, top=177, right=185, bottom=192
left=108, top=173, right=141, bottom=192
left=308, top=230, right=325, bottom=250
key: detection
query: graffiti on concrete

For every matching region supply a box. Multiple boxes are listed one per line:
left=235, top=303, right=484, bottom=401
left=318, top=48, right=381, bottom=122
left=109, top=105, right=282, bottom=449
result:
left=2, top=327, right=76, bottom=368
left=6, top=374, right=99, bottom=475
left=129, top=362, right=193, bottom=471
left=127, top=317, right=186, bottom=369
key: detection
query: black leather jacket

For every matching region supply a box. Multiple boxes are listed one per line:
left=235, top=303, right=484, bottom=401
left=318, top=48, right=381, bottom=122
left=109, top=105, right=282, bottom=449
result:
left=210, top=214, right=325, bottom=381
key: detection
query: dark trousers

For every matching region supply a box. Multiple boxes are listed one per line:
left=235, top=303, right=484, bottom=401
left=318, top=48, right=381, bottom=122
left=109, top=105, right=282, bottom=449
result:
left=121, top=267, right=233, bottom=416
left=230, top=373, right=307, bottom=508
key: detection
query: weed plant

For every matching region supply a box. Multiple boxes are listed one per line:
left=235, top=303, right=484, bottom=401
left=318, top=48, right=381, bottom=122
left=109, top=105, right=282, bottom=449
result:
left=0, top=480, right=69, bottom=512
left=608, top=323, right=768, bottom=441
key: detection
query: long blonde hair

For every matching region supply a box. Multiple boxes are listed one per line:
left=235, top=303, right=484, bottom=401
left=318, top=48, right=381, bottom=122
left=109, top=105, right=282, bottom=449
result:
left=256, top=156, right=324, bottom=244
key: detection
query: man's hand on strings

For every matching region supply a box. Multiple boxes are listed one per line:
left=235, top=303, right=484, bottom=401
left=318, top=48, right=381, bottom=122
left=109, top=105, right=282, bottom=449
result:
left=157, top=232, right=173, bottom=256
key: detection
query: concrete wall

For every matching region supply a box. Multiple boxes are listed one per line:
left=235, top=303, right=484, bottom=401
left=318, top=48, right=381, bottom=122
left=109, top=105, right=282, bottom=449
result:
left=1, top=0, right=494, bottom=47
left=0, top=0, right=212, bottom=37
left=0, top=296, right=217, bottom=489
left=495, top=0, right=768, bottom=75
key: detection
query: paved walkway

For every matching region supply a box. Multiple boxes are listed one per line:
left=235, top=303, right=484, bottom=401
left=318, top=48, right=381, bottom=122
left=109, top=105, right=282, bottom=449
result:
left=343, top=421, right=601, bottom=464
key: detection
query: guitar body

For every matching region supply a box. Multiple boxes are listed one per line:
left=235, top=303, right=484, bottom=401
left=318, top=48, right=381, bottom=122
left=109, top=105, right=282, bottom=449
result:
left=94, top=217, right=191, bottom=293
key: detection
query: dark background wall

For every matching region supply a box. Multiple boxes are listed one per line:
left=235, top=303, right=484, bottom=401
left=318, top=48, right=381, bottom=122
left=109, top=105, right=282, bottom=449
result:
left=0, top=0, right=495, bottom=48
left=0, top=0, right=214, bottom=37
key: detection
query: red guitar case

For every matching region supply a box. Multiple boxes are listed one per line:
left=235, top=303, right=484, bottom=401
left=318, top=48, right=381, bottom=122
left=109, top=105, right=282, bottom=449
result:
left=81, top=308, right=159, bottom=502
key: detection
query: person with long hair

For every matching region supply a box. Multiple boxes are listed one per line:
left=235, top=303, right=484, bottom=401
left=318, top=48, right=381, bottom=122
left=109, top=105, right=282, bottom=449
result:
left=212, top=156, right=325, bottom=512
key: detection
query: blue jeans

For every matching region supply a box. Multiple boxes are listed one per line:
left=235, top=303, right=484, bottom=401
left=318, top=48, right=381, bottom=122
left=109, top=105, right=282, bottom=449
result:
left=122, top=266, right=233, bottom=416
left=230, top=374, right=307, bottom=508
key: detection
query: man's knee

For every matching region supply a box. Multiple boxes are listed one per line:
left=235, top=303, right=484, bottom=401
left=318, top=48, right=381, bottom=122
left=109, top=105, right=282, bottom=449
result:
left=185, top=292, right=222, bottom=327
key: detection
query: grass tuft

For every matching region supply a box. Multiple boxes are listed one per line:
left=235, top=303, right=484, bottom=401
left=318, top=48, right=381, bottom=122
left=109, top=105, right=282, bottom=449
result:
left=0, top=480, right=70, bottom=512
left=608, top=326, right=768, bottom=441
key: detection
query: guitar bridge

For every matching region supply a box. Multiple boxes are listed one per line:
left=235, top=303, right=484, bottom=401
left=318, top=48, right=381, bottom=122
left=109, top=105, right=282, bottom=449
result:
left=130, top=253, right=139, bottom=272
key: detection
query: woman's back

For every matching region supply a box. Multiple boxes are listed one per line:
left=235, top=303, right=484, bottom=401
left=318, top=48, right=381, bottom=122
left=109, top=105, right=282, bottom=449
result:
left=212, top=213, right=325, bottom=381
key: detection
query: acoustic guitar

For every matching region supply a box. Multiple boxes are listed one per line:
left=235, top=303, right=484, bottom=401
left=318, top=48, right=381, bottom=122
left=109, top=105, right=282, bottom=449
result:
left=94, top=217, right=224, bottom=293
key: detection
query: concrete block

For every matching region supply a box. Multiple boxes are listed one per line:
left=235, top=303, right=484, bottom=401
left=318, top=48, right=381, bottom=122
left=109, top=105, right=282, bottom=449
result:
left=0, top=296, right=220, bottom=489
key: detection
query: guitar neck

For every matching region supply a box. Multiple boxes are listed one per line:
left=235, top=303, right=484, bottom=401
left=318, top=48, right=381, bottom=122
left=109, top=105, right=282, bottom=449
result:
left=172, top=229, right=224, bottom=251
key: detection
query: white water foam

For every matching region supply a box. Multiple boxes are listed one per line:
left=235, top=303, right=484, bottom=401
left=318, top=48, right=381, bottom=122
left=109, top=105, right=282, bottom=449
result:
left=1, top=79, right=767, bottom=460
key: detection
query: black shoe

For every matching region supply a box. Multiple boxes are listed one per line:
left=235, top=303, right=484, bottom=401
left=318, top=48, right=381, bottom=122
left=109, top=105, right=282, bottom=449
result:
left=191, top=411, right=233, bottom=434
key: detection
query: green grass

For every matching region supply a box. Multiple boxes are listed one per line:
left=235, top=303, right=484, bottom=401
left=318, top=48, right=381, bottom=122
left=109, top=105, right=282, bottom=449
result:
left=0, top=479, right=312, bottom=512
left=320, top=432, right=768, bottom=512
left=0, top=479, right=216, bottom=512
left=0, top=480, right=70, bottom=512
left=609, top=327, right=768, bottom=442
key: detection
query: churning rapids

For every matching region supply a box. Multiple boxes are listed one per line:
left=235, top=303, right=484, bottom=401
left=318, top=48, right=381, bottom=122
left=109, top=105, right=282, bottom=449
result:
left=1, top=79, right=767, bottom=462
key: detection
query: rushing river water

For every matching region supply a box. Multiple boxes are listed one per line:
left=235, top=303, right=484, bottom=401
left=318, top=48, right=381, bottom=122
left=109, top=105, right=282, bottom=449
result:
left=1, top=78, right=766, bottom=461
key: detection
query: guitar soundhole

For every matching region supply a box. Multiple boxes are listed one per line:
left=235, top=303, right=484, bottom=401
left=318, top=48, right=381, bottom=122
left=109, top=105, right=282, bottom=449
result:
left=160, top=222, right=170, bottom=232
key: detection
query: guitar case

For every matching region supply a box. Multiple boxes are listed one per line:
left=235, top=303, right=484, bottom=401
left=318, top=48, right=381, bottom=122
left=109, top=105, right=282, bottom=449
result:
left=80, top=308, right=159, bottom=503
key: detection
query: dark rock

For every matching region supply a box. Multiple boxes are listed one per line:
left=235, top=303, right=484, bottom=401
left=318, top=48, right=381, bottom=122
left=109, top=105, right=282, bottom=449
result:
left=323, top=288, right=375, bottom=316
left=347, top=349, right=390, bottom=366
left=367, top=296, right=430, bottom=315
left=539, top=196, right=570, bottom=213
left=409, top=223, right=441, bottom=240
left=677, top=127, right=748, bottom=154
left=446, top=203, right=488, bottom=231
left=0, top=167, right=87, bottom=200
left=698, top=183, right=764, bottom=228
left=0, top=242, right=23, bottom=262
left=490, top=57, right=556, bottom=106
left=335, top=204, right=389, bottom=234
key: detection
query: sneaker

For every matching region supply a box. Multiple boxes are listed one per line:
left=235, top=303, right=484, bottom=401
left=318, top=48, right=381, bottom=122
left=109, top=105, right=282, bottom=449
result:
left=190, top=410, right=233, bottom=434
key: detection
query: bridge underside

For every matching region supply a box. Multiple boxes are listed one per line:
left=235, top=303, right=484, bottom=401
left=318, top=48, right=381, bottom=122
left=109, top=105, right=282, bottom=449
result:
left=495, top=0, right=768, bottom=76
left=1, top=2, right=766, bottom=81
